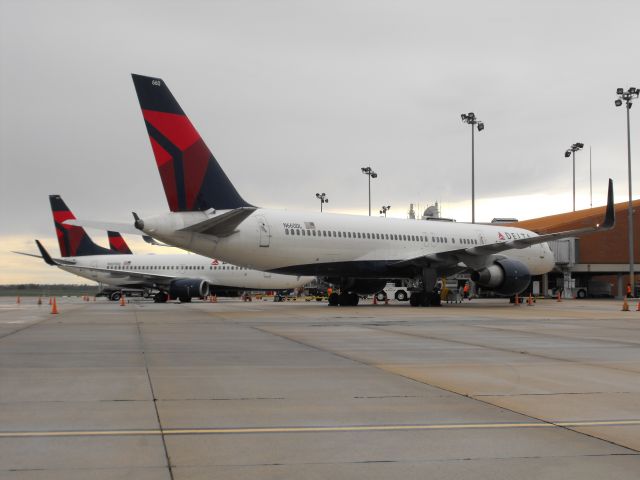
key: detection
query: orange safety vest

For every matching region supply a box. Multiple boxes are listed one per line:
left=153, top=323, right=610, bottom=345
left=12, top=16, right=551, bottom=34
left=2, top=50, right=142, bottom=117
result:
left=463, top=285, right=469, bottom=293
left=627, top=285, right=632, bottom=294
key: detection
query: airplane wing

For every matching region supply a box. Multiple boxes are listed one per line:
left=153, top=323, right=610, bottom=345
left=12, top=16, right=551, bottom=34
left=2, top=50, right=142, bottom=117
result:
left=178, top=207, right=257, bottom=236
left=394, top=179, right=615, bottom=268
left=58, top=263, right=176, bottom=286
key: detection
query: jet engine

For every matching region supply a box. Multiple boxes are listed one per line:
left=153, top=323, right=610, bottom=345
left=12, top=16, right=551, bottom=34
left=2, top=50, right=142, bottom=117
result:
left=168, top=279, right=210, bottom=299
left=471, top=258, right=531, bottom=296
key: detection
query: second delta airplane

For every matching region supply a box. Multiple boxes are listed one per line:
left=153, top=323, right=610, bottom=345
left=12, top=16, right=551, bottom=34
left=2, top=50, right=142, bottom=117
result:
left=26, top=195, right=312, bottom=302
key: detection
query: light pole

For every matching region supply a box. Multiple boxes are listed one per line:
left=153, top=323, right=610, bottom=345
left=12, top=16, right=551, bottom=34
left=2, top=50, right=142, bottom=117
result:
left=361, top=166, right=378, bottom=216
left=564, top=142, right=584, bottom=212
left=460, top=112, right=484, bottom=223
left=615, top=86, right=639, bottom=296
left=380, top=205, right=391, bottom=217
left=315, top=192, right=328, bottom=212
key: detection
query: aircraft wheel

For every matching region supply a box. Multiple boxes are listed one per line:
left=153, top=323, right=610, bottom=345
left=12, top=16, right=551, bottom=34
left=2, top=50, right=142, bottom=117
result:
left=420, top=293, right=431, bottom=307
left=110, top=292, right=121, bottom=301
left=409, top=293, right=422, bottom=307
left=328, top=292, right=340, bottom=306
left=429, top=292, right=442, bottom=307
left=338, top=292, right=352, bottom=306
left=395, top=290, right=408, bottom=302
left=154, top=292, right=168, bottom=303
left=349, top=293, right=359, bottom=306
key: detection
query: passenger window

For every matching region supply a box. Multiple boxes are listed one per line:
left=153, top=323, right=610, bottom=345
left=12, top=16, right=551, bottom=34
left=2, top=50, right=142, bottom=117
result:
left=285, top=228, right=289, bottom=235
left=296, top=229, right=300, bottom=235
left=312, top=230, right=316, bottom=236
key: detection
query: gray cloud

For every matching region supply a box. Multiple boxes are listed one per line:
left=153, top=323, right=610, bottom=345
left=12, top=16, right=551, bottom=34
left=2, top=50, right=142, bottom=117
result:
left=1, top=0, right=638, bottom=246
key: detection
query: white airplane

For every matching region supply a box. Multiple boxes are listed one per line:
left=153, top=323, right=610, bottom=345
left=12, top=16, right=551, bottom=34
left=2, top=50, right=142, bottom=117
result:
left=18, top=195, right=313, bottom=302
left=72, top=74, right=615, bottom=307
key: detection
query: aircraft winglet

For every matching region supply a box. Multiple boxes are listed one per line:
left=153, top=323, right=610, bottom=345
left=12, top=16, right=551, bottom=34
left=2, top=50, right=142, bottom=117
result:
left=35, top=240, right=56, bottom=266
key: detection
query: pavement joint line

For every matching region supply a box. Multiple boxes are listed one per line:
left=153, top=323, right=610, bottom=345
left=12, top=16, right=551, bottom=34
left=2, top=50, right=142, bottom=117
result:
left=2, top=420, right=640, bottom=438
left=366, top=323, right=640, bottom=376
left=250, top=324, right=640, bottom=454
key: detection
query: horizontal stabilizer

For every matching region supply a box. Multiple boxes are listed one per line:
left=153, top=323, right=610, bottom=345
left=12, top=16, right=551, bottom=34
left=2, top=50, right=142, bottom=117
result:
left=63, top=219, right=141, bottom=235
left=142, top=235, right=171, bottom=247
left=180, top=207, right=256, bottom=236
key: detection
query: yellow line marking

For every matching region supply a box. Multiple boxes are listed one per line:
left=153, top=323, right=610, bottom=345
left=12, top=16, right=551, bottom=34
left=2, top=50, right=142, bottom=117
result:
left=1, top=420, right=639, bottom=438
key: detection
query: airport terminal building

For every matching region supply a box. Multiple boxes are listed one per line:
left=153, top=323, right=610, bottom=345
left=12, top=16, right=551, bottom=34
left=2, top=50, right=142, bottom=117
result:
left=512, top=200, right=640, bottom=298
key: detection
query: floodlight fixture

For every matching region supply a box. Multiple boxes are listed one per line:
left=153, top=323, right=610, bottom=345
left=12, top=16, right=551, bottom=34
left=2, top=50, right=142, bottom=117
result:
left=614, top=86, right=638, bottom=296
left=566, top=142, right=584, bottom=212
left=460, top=111, right=485, bottom=223
left=315, top=192, right=328, bottom=212
left=361, top=166, right=378, bottom=216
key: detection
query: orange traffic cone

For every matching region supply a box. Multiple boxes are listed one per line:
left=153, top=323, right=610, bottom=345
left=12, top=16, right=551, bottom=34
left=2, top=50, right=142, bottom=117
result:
left=514, top=293, right=520, bottom=306
left=37, top=297, right=42, bottom=306
left=119, top=294, right=126, bottom=306
left=636, top=301, right=640, bottom=312
left=385, top=296, right=389, bottom=305
left=16, top=296, right=20, bottom=304
left=50, top=297, right=58, bottom=314
left=557, top=291, right=562, bottom=302
left=373, top=295, right=378, bottom=305
left=622, top=297, right=629, bottom=312
left=527, top=293, right=533, bottom=306
left=49, top=297, right=52, bottom=305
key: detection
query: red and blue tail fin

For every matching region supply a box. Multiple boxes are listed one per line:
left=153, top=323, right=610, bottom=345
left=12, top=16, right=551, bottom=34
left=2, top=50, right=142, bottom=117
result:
left=108, top=231, right=133, bottom=254
left=49, top=195, right=113, bottom=257
left=131, top=74, right=253, bottom=212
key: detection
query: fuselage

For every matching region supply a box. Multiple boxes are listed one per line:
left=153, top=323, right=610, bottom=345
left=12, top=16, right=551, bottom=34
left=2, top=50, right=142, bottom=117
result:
left=56, top=252, right=313, bottom=290
left=141, top=208, right=556, bottom=279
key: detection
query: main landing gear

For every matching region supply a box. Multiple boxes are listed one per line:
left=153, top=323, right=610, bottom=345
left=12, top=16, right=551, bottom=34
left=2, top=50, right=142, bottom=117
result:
left=409, top=291, right=441, bottom=307
left=328, top=292, right=359, bottom=306
left=153, top=291, right=168, bottom=303
left=408, top=268, right=442, bottom=307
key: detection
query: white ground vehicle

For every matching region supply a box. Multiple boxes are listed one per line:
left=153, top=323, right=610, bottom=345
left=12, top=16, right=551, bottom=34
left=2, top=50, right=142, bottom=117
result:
left=375, top=282, right=410, bottom=302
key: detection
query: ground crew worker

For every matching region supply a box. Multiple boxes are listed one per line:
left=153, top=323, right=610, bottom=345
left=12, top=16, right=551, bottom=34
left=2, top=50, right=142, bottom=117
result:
left=463, top=282, right=470, bottom=300
left=627, top=283, right=632, bottom=298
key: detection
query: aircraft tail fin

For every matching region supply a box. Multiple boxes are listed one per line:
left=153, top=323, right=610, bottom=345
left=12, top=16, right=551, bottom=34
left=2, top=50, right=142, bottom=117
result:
left=49, top=195, right=113, bottom=257
left=131, top=74, right=254, bottom=212
left=108, top=231, right=133, bottom=254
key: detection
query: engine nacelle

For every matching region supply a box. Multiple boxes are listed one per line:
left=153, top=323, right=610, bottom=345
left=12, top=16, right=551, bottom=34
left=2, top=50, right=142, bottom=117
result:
left=168, top=278, right=210, bottom=298
left=339, top=278, right=388, bottom=295
left=471, top=258, right=531, bottom=296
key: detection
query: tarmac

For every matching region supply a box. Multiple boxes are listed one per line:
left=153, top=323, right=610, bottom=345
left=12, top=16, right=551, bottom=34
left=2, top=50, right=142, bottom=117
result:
left=1, top=295, right=640, bottom=479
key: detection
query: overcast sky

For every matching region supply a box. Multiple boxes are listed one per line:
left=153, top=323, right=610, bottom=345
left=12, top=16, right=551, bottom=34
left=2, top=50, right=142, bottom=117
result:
left=1, top=0, right=639, bottom=283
